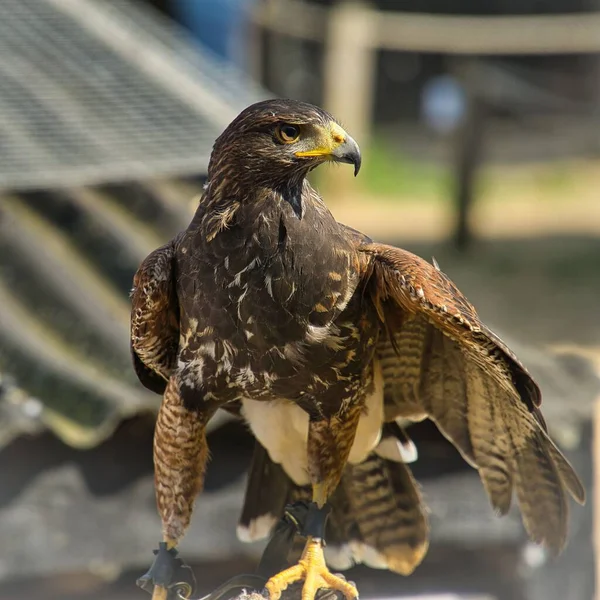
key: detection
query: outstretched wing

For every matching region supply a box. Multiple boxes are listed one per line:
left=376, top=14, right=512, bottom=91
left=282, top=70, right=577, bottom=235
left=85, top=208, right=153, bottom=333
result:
left=360, top=242, right=585, bottom=554
left=130, top=241, right=179, bottom=395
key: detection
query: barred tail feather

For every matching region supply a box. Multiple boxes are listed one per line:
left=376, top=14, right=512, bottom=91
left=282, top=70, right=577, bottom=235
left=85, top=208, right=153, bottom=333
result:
left=238, top=434, right=429, bottom=576
left=327, top=451, right=429, bottom=576
left=237, top=441, right=289, bottom=543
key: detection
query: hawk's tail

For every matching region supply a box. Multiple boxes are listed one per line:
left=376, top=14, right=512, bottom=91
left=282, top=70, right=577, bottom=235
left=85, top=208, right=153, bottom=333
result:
left=237, top=425, right=429, bottom=576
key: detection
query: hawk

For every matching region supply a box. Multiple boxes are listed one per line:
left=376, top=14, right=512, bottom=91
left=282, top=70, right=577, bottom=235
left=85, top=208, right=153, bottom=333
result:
left=130, top=99, right=584, bottom=600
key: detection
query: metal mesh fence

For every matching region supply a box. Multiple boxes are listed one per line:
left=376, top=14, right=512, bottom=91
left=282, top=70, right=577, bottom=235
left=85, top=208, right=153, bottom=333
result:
left=0, top=0, right=267, bottom=191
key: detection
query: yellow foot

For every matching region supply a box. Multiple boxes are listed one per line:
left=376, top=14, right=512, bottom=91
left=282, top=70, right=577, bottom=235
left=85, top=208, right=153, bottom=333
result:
left=265, top=538, right=358, bottom=600
left=151, top=585, right=168, bottom=600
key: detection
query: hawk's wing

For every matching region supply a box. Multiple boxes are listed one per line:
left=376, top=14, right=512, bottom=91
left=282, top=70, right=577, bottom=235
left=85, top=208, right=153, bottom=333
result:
left=360, top=242, right=585, bottom=553
left=130, top=241, right=179, bottom=395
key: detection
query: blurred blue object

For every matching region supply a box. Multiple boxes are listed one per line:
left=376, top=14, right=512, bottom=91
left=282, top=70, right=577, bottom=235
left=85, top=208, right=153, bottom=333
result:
left=173, top=0, right=256, bottom=67
left=421, top=75, right=467, bottom=134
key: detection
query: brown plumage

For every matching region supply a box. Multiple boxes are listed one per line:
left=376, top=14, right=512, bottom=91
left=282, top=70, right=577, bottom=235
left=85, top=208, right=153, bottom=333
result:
left=130, top=99, right=584, bottom=600
left=240, top=426, right=428, bottom=576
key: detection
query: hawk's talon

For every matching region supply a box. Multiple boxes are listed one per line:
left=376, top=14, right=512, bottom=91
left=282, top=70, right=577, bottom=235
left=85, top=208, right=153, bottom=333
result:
left=265, top=538, right=358, bottom=600
left=258, top=501, right=312, bottom=579
left=137, top=543, right=196, bottom=600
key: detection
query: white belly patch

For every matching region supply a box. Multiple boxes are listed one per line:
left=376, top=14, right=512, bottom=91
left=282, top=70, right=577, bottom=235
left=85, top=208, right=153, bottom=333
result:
left=240, top=360, right=384, bottom=486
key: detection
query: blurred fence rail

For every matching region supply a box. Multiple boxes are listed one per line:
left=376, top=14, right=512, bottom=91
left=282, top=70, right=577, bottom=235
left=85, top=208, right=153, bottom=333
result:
left=253, top=0, right=600, bottom=54
left=251, top=0, right=600, bottom=209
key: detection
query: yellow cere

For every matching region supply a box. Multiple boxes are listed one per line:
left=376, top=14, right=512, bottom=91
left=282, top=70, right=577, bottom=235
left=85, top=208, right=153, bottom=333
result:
left=295, top=122, right=348, bottom=158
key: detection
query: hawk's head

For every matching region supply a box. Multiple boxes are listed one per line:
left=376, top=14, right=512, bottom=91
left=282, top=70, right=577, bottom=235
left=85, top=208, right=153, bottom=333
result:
left=207, top=99, right=361, bottom=189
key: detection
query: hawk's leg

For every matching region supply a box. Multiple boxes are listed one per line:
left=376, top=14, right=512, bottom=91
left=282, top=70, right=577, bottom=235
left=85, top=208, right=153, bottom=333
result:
left=137, top=543, right=196, bottom=600
left=138, top=377, right=212, bottom=600
left=265, top=412, right=361, bottom=600
left=265, top=504, right=357, bottom=600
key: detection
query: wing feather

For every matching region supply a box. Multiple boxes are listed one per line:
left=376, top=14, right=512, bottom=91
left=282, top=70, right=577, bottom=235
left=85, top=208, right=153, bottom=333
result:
left=464, top=358, right=514, bottom=516
left=130, top=241, right=179, bottom=394
left=421, top=329, right=475, bottom=464
left=360, top=242, right=584, bottom=554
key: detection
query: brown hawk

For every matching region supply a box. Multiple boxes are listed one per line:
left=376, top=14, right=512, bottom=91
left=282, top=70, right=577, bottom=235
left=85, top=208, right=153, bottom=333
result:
left=130, top=99, right=584, bottom=600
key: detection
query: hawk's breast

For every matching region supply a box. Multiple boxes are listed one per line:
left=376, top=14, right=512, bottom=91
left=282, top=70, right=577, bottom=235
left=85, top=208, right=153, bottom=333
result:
left=241, top=358, right=385, bottom=485
left=175, top=188, right=372, bottom=405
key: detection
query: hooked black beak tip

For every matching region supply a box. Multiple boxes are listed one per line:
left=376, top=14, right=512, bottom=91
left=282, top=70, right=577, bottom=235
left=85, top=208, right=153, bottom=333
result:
left=332, top=134, right=361, bottom=177
left=353, top=153, right=362, bottom=177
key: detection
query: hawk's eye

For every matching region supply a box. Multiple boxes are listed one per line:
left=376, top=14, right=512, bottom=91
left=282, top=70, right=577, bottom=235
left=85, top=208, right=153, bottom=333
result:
left=276, top=124, right=300, bottom=143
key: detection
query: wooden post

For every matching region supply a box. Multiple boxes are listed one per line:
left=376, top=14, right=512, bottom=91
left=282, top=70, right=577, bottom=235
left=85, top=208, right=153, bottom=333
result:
left=321, top=2, right=377, bottom=201
left=452, top=62, right=487, bottom=251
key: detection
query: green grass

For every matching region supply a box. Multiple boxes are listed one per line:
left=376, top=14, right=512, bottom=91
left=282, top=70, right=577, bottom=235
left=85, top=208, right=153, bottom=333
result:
left=476, top=159, right=579, bottom=203
left=533, top=162, right=577, bottom=195
left=358, top=136, right=450, bottom=200
left=314, top=133, right=588, bottom=206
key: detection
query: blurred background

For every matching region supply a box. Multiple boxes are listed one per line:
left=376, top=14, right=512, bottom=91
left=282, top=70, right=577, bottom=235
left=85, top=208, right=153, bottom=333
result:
left=0, top=0, right=599, bottom=599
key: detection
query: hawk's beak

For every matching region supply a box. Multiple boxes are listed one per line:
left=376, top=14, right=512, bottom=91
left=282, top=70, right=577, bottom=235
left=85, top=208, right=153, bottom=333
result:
left=331, top=134, right=361, bottom=176
left=295, top=122, right=362, bottom=176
